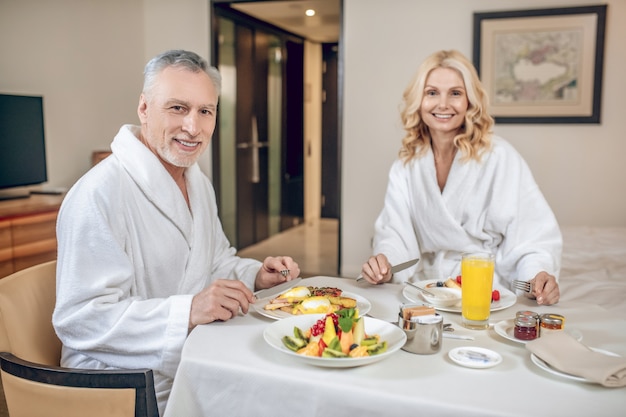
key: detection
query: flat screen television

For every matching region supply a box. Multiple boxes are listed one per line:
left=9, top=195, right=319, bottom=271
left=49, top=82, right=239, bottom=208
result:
left=0, top=93, right=48, bottom=200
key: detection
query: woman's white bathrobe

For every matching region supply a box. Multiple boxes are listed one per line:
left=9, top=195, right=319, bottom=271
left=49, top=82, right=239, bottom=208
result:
left=373, top=136, right=562, bottom=288
left=52, top=125, right=262, bottom=415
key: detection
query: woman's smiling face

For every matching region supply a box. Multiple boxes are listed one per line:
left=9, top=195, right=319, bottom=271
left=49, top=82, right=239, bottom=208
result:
left=420, top=67, right=468, bottom=138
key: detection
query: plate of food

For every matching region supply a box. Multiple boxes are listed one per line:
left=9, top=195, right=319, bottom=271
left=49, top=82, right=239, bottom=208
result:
left=494, top=319, right=583, bottom=345
left=263, top=312, right=406, bottom=367
left=530, top=348, right=621, bottom=383
left=253, top=285, right=371, bottom=320
left=402, top=278, right=516, bottom=313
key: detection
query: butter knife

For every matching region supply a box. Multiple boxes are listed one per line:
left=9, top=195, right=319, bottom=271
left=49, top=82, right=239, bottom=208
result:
left=356, top=258, right=419, bottom=282
left=254, top=277, right=302, bottom=300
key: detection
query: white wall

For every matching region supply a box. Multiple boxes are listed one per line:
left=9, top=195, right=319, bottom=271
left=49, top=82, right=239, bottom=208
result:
left=0, top=0, right=210, bottom=190
left=341, top=0, right=626, bottom=276
left=0, top=0, right=145, bottom=188
left=141, top=0, right=212, bottom=175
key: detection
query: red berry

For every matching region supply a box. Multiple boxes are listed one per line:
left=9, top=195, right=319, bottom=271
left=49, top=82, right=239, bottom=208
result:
left=456, top=275, right=462, bottom=285
left=492, top=290, right=500, bottom=302
left=310, top=317, right=326, bottom=336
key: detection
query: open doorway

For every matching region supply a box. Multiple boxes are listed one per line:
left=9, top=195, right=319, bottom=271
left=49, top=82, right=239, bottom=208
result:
left=210, top=0, right=341, bottom=276
left=211, top=6, right=305, bottom=249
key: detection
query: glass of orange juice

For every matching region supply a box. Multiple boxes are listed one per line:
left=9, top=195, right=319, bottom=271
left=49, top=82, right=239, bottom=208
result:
left=461, top=252, right=495, bottom=330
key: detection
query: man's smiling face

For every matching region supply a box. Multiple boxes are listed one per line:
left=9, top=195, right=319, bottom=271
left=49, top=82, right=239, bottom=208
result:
left=138, top=66, right=218, bottom=172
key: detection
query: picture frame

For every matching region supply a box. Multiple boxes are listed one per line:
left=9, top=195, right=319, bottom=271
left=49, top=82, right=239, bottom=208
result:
left=473, top=5, right=607, bottom=124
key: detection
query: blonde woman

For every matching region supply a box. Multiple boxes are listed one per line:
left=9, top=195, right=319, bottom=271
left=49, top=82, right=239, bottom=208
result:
left=360, top=50, right=561, bottom=305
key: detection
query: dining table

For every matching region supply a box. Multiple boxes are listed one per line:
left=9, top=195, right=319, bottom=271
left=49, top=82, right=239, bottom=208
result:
left=163, top=276, right=626, bottom=417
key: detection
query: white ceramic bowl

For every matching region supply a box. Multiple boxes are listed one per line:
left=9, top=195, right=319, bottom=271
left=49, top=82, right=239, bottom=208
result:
left=263, top=314, right=406, bottom=367
left=420, top=287, right=462, bottom=308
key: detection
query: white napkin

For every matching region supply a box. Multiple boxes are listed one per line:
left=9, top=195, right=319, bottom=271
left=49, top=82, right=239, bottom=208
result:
left=526, top=331, right=626, bottom=387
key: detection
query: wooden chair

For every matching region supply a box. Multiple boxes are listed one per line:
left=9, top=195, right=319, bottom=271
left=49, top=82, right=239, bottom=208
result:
left=0, top=260, right=159, bottom=417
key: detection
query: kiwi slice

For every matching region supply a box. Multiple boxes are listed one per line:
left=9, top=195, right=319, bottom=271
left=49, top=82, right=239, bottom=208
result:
left=282, top=335, right=307, bottom=351
left=366, top=341, right=388, bottom=355
left=321, top=348, right=348, bottom=358
left=293, top=326, right=307, bottom=341
left=361, top=336, right=379, bottom=346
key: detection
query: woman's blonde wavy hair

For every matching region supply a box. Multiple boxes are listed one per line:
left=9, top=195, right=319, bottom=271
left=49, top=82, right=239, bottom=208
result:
left=399, top=50, right=494, bottom=163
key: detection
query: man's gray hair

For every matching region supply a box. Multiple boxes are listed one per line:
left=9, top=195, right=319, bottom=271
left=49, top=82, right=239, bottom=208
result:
left=142, top=49, right=222, bottom=98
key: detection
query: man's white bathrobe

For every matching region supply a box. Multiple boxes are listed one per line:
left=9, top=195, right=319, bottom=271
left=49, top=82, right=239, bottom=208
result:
left=53, top=125, right=262, bottom=415
left=374, top=136, right=562, bottom=288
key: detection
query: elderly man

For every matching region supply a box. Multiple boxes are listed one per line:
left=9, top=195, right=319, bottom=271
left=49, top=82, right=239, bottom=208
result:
left=53, top=50, right=299, bottom=415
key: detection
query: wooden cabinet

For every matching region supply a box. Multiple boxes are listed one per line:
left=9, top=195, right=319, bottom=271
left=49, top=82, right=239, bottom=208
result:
left=0, top=219, right=13, bottom=277
left=0, top=194, right=64, bottom=278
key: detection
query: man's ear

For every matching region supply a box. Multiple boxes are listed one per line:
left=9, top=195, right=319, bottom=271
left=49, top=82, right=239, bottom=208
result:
left=137, top=94, right=148, bottom=123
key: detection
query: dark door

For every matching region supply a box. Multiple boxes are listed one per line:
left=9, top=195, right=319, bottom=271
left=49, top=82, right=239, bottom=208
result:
left=212, top=7, right=304, bottom=249
left=234, top=24, right=270, bottom=248
left=321, top=43, right=339, bottom=219
left=280, top=39, right=304, bottom=230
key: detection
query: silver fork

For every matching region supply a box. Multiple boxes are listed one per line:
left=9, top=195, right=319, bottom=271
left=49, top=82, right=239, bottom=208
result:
left=512, top=280, right=533, bottom=294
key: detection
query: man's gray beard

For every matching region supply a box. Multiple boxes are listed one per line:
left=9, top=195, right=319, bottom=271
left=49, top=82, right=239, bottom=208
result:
left=160, top=146, right=196, bottom=168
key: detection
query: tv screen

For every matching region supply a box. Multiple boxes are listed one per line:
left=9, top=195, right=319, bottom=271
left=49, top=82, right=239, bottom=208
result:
left=0, top=94, right=47, bottom=193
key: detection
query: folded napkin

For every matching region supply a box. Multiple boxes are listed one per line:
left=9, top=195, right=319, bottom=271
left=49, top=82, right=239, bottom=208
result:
left=526, top=331, right=626, bottom=387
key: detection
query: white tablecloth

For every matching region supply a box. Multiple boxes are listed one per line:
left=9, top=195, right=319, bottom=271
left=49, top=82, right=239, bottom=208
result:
left=164, top=276, right=626, bottom=417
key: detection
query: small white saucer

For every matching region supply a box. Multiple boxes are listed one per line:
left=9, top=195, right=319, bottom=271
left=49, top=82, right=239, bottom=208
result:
left=448, top=347, right=502, bottom=369
left=494, top=319, right=583, bottom=345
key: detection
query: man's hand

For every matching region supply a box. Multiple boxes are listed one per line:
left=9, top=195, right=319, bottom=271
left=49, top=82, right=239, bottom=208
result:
left=254, top=256, right=300, bottom=292
left=189, top=279, right=255, bottom=329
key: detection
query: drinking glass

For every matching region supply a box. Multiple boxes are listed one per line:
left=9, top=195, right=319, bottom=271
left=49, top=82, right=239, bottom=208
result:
left=461, top=252, right=495, bottom=330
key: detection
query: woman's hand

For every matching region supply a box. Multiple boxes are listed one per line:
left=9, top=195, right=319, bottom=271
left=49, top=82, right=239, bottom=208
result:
left=360, top=254, right=393, bottom=284
left=528, top=271, right=560, bottom=305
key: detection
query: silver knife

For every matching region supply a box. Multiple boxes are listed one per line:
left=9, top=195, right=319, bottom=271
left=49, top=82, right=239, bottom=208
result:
left=356, top=258, right=419, bottom=282
left=254, top=277, right=303, bottom=300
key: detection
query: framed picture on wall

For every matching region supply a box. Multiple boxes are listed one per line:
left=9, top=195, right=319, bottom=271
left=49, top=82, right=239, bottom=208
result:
left=473, top=5, right=607, bottom=124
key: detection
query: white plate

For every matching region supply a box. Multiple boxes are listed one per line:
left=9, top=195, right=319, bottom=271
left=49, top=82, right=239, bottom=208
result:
left=448, top=347, right=502, bottom=369
left=402, top=279, right=516, bottom=313
left=253, top=290, right=371, bottom=320
left=494, top=319, right=583, bottom=345
left=263, top=314, right=406, bottom=368
left=419, top=287, right=462, bottom=308
left=531, top=348, right=621, bottom=383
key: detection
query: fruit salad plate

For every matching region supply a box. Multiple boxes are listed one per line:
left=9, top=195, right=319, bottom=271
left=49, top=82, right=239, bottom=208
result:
left=402, top=279, right=516, bottom=313
left=263, top=314, right=406, bottom=368
left=253, top=291, right=371, bottom=320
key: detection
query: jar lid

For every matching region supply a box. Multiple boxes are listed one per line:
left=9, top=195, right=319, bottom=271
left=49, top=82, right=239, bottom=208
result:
left=514, top=316, right=537, bottom=327
left=540, top=314, right=564, bottom=325
left=516, top=310, right=539, bottom=318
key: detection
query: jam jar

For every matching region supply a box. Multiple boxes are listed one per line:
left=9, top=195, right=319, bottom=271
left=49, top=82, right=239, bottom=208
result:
left=514, top=316, right=538, bottom=340
left=540, top=313, right=565, bottom=336
left=516, top=310, right=540, bottom=336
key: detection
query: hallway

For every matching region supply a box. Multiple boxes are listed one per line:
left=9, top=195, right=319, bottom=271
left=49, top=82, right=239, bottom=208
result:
left=236, top=218, right=339, bottom=277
